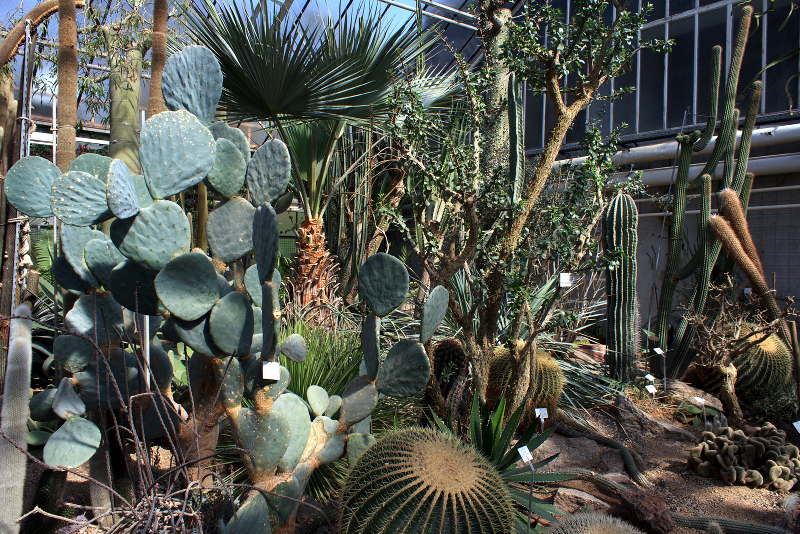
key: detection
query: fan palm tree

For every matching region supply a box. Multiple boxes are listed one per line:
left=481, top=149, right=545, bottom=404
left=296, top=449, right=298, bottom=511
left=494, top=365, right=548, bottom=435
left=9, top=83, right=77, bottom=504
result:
left=187, top=0, right=456, bottom=308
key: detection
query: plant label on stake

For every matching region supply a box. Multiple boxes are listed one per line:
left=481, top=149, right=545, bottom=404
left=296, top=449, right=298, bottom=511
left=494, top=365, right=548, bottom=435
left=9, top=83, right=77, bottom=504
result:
left=653, top=347, right=667, bottom=392
left=559, top=273, right=575, bottom=288
left=644, top=374, right=655, bottom=382
left=517, top=445, right=536, bottom=529
left=645, top=384, right=657, bottom=400
left=535, top=408, right=548, bottom=434
left=744, top=287, right=752, bottom=295
left=263, top=361, right=281, bottom=380
left=694, top=396, right=707, bottom=425
left=794, top=421, right=800, bottom=434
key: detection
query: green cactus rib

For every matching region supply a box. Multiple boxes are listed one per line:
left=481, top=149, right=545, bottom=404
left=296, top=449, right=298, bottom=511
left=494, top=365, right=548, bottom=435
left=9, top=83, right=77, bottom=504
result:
left=693, top=46, right=722, bottom=152
left=340, top=428, right=516, bottom=534
left=731, top=82, right=762, bottom=192
left=690, top=6, right=752, bottom=190
left=668, top=176, right=714, bottom=378
left=654, top=134, right=697, bottom=355
left=602, top=193, right=638, bottom=381
left=0, top=305, right=32, bottom=534
left=720, top=188, right=763, bottom=275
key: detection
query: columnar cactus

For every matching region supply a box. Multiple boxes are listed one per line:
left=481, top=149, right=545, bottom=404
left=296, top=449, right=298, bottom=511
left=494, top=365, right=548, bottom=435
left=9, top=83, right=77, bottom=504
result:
left=602, top=192, right=639, bottom=381
left=0, top=304, right=32, bottom=534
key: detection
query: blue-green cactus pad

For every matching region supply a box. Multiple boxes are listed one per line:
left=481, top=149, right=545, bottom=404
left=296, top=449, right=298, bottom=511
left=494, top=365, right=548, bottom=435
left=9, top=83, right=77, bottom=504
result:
left=253, top=202, right=279, bottom=284
left=147, top=344, right=174, bottom=391
left=122, top=309, right=163, bottom=344
left=52, top=256, right=88, bottom=295
left=244, top=265, right=262, bottom=307
left=244, top=361, right=290, bottom=400
left=246, top=139, right=290, bottom=206
left=209, top=121, right=250, bottom=163
left=262, top=283, right=280, bottom=360
left=250, top=333, right=263, bottom=353
left=111, top=199, right=190, bottom=271
left=266, top=476, right=302, bottom=528
left=4, top=156, right=60, bottom=217
left=272, top=190, right=294, bottom=215
left=106, top=158, right=140, bottom=219
left=209, top=291, right=254, bottom=356
left=347, top=433, right=376, bottom=467
left=62, top=225, right=107, bottom=289
left=213, top=357, right=244, bottom=409
left=280, top=334, right=306, bottom=363
left=52, top=377, right=86, bottom=419
left=206, top=197, right=255, bottom=263
left=158, top=317, right=182, bottom=343
left=206, top=138, right=247, bottom=198
left=65, top=292, right=124, bottom=343
left=233, top=407, right=290, bottom=478
left=218, top=273, right=234, bottom=298
left=43, top=415, right=101, bottom=468
left=132, top=174, right=153, bottom=209
left=375, top=339, right=430, bottom=397
left=325, top=395, right=342, bottom=417
left=315, top=417, right=345, bottom=464
left=155, top=252, right=219, bottom=321
left=108, top=259, right=164, bottom=316
left=339, top=375, right=379, bottom=427
left=173, top=314, right=222, bottom=358
left=53, top=335, right=94, bottom=373
left=420, top=285, right=448, bottom=344
left=273, top=392, right=312, bottom=472
left=224, top=491, right=271, bottom=534
left=307, top=385, right=329, bottom=417
left=84, top=238, right=125, bottom=289
left=357, top=253, right=409, bottom=317
left=68, top=153, right=112, bottom=180
left=161, top=45, right=223, bottom=125
left=74, top=353, right=139, bottom=411
left=253, top=307, right=263, bottom=335
left=50, top=171, right=113, bottom=226
left=139, top=110, right=216, bottom=199
left=134, top=391, right=182, bottom=442
left=363, top=313, right=380, bottom=380
left=30, top=389, right=59, bottom=421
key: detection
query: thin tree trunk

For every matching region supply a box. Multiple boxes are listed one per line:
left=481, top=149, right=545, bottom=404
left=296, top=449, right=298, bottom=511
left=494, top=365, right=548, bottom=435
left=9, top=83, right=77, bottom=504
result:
left=107, top=29, right=146, bottom=174
left=57, top=0, right=78, bottom=173
left=146, top=0, right=168, bottom=119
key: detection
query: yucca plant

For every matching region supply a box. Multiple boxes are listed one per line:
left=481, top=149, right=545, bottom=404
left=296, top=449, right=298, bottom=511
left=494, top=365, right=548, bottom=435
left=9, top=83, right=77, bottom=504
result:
left=432, top=393, right=574, bottom=531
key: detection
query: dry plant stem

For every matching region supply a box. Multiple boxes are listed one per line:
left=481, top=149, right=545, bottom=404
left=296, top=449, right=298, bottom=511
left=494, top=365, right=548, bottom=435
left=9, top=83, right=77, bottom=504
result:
left=146, top=0, right=168, bottom=118
left=196, top=182, right=208, bottom=252
left=57, top=0, right=78, bottom=172
left=789, top=321, right=800, bottom=409
left=709, top=216, right=790, bottom=344
left=715, top=361, right=742, bottom=426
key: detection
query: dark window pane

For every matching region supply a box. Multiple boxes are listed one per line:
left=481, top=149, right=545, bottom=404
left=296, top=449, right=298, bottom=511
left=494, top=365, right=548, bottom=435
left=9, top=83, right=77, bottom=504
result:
left=639, top=25, right=666, bottom=132
left=667, top=16, right=695, bottom=127
left=766, top=0, right=800, bottom=113
left=613, top=63, right=638, bottom=135
left=643, top=0, right=665, bottom=22
left=734, top=4, right=763, bottom=106
left=525, top=92, right=544, bottom=149
left=697, top=8, right=727, bottom=125
left=700, top=0, right=722, bottom=6
left=670, top=0, right=694, bottom=15
left=566, top=108, right=587, bottom=144
left=589, top=83, right=611, bottom=139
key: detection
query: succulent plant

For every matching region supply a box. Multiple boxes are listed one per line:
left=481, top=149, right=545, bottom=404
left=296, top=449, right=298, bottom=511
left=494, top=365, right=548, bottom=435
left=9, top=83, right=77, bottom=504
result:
left=706, top=522, right=725, bottom=534
left=0, top=304, right=32, bottom=534
left=602, top=192, right=639, bottom=382
left=688, top=416, right=798, bottom=492
left=487, top=345, right=563, bottom=422
left=432, top=338, right=467, bottom=399
left=340, top=428, right=516, bottom=534
left=544, top=513, right=645, bottom=534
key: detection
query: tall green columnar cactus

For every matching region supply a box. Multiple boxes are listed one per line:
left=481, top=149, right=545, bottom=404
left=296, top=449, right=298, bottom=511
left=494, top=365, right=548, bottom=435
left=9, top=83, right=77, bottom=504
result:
left=0, top=304, right=32, bottom=534
left=603, top=193, right=639, bottom=381
left=653, top=6, right=756, bottom=378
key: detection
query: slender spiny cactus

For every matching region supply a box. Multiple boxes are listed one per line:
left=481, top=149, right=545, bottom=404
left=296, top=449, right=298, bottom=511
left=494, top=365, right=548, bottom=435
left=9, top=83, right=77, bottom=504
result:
left=603, top=192, right=639, bottom=381
left=720, top=188, right=763, bottom=276
left=0, top=304, right=32, bottom=534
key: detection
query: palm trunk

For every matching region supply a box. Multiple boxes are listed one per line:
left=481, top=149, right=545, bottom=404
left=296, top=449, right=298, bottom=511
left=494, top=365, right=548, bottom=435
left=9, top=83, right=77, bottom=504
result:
left=146, top=0, right=168, bottom=119
left=291, top=218, right=339, bottom=319
left=57, top=0, right=78, bottom=172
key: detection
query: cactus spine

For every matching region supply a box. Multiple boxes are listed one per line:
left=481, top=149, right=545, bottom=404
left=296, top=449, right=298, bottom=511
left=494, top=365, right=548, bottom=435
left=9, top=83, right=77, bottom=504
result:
left=544, top=513, right=645, bottom=534
left=0, top=304, right=32, bottom=534
left=603, top=192, right=639, bottom=381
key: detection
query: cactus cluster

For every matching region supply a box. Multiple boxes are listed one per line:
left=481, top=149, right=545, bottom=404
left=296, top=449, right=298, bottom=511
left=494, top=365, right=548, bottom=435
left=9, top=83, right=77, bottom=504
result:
left=340, top=428, right=516, bottom=534
left=688, top=416, right=798, bottom=492
left=4, top=45, right=445, bottom=531
left=487, top=344, right=563, bottom=419
left=602, top=192, right=639, bottom=382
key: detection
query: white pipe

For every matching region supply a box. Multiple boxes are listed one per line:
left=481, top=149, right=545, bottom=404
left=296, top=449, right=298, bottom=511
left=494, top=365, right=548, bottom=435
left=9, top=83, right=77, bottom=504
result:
left=634, top=184, right=800, bottom=202
left=375, top=0, right=477, bottom=30
left=616, top=152, right=800, bottom=187
left=639, top=203, right=800, bottom=218
left=555, top=123, right=800, bottom=168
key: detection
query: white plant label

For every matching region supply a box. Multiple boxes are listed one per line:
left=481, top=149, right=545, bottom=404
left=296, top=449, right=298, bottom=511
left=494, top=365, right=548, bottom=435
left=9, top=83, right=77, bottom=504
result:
left=559, top=273, right=575, bottom=288
left=744, top=287, right=752, bottom=295
left=517, top=445, right=533, bottom=463
left=653, top=347, right=664, bottom=355
left=794, top=421, right=800, bottom=434
left=263, top=361, right=281, bottom=380
left=535, top=408, right=549, bottom=419
left=693, top=396, right=705, bottom=405
left=644, top=374, right=656, bottom=382
left=645, top=384, right=657, bottom=395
